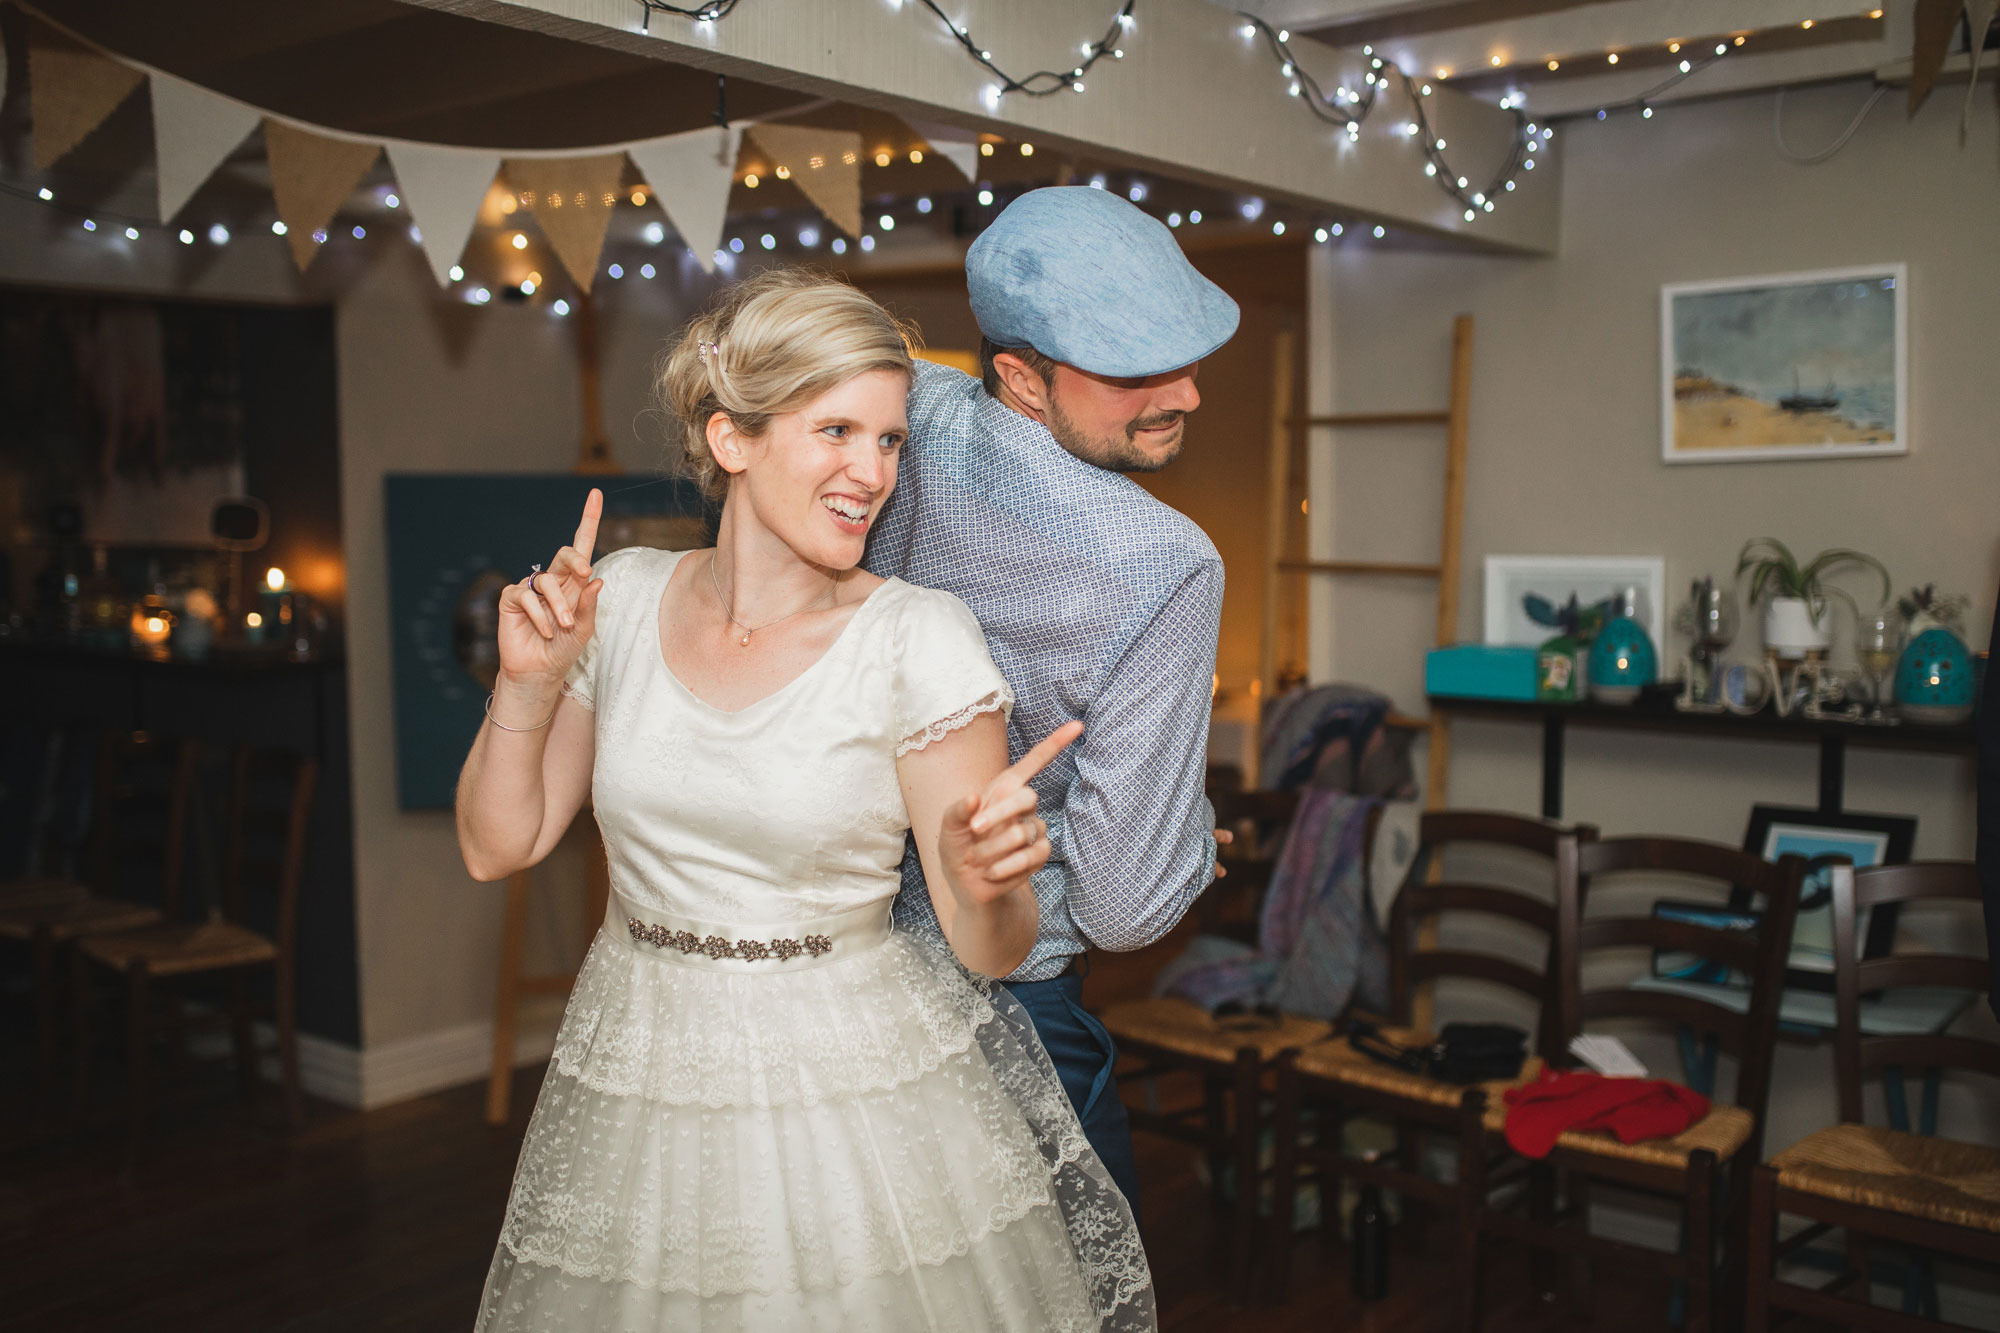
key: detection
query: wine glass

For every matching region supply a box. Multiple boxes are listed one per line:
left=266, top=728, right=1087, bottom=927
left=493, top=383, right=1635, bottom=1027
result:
left=1855, top=612, right=1903, bottom=723
left=1683, top=579, right=1737, bottom=703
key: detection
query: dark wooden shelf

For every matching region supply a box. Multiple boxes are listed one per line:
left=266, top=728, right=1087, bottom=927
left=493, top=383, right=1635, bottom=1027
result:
left=1427, top=694, right=1976, bottom=818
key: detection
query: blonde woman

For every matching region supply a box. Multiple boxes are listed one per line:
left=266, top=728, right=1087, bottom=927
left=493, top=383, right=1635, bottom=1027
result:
left=457, top=270, right=1153, bottom=1331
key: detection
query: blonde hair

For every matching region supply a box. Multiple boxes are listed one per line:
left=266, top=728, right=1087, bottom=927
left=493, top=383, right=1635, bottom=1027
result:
left=659, top=269, right=918, bottom=498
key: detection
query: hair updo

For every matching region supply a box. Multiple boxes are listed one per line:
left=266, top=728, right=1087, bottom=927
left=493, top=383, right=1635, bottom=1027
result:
left=659, top=269, right=918, bottom=499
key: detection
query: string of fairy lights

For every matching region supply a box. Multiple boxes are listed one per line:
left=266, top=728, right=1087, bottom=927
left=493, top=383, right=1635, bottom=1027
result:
left=11, top=2, right=1808, bottom=295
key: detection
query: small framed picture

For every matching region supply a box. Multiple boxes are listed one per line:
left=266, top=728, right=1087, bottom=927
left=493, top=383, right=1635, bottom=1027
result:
left=1661, top=264, right=1907, bottom=464
left=1738, top=805, right=1916, bottom=990
left=1482, top=555, right=1666, bottom=649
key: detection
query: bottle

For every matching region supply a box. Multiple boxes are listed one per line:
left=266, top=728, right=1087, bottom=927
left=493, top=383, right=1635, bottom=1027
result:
left=1349, top=1153, right=1388, bottom=1300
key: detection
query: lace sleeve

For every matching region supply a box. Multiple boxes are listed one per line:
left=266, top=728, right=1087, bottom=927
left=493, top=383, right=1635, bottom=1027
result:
left=558, top=546, right=641, bottom=711
left=892, top=588, right=1014, bottom=756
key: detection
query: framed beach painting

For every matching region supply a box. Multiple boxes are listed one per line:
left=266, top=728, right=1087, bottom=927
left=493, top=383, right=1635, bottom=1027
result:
left=1661, top=264, right=1907, bottom=464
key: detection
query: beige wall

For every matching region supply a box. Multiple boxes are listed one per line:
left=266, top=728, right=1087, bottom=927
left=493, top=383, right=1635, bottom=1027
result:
left=1307, top=80, right=1999, bottom=1170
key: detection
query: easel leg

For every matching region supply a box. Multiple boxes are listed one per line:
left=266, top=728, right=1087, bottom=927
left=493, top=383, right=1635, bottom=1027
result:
left=485, top=869, right=531, bottom=1126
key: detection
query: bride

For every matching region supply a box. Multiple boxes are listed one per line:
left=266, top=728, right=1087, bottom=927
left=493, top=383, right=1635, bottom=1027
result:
left=456, top=269, right=1154, bottom=1331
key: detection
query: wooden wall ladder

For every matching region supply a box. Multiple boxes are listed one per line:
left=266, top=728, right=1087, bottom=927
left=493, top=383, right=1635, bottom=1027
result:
left=1261, top=313, right=1473, bottom=813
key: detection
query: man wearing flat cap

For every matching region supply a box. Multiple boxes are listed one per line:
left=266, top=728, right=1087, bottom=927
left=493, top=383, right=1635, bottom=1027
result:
left=867, top=186, right=1237, bottom=1214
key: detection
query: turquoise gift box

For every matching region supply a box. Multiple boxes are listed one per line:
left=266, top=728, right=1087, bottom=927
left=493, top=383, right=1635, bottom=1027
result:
left=1425, top=644, right=1539, bottom=701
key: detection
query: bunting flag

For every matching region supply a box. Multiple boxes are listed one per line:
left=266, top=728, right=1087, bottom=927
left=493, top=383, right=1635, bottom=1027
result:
left=149, top=73, right=260, bottom=223
left=1909, top=0, right=1959, bottom=114
left=1962, top=0, right=1998, bottom=138
left=264, top=119, right=382, bottom=270
left=385, top=141, right=500, bottom=285
left=745, top=123, right=862, bottom=238
left=503, top=154, right=629, bottom=293
left=901, top=117, right=982, bottom=184
left=628, top=124, right=744, bottom=274
left=29, top=20, right=145, bottom=170
left=930, top=139, right=980, bottom=184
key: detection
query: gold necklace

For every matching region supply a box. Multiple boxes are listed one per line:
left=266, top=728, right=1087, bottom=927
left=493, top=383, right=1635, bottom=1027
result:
left=709, top=553, right=837, bottom=648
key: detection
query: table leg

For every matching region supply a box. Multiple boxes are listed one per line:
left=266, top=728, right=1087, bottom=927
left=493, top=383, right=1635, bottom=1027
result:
left=1817, top=734, right=1845, bottom=814
left=1541, top=712, right=1565, bottom=820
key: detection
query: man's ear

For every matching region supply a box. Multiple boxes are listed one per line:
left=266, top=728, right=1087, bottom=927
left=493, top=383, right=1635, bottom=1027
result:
left=706, top=411, right=747, bottom=476
left=992, top=352, right=1054, bottom=417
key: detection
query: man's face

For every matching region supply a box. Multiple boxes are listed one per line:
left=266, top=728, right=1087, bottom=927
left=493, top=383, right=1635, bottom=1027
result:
left=1033, top=361, right=1203, bottom=473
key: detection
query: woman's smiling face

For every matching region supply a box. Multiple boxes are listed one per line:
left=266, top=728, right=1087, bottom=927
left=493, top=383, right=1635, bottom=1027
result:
left=711, top=367, right=910, bottom=570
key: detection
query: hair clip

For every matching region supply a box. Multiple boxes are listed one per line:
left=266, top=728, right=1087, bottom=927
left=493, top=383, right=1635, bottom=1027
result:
left=697, top=339, right=724, bottom=362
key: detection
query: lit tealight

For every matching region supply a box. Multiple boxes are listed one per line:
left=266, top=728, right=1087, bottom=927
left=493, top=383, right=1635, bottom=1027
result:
left=246, top=612, right=264, bottom=629
left=265, top=567, right=287, bottom=592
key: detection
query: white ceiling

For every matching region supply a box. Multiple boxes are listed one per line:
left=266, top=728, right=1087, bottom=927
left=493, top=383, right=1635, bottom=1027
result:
left=1218, top=0, right=1914, bottom=117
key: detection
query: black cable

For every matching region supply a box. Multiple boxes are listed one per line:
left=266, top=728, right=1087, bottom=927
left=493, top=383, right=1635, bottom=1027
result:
left=909, top=0, right=1136, bottom=97
left=637, top=0, right=741, bottom=32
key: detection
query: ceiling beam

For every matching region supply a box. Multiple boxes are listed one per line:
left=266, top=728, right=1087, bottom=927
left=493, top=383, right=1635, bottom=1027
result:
left=1294, top=0, right=1613, bottom=48
left=1520, top=36, right=1891, bottom=115
left=1360, top=0, right=1881, bottom=84
left=394, top=0, right=1563, bottom=254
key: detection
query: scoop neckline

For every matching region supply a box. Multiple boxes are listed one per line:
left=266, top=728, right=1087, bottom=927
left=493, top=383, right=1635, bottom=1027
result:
left=648, top=549, right=900, bottom=717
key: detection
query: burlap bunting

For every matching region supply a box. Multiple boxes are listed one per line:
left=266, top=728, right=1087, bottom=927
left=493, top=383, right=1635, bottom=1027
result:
left=264, top=119, right=382, bottom=270
left=29, top=20, right=145, bottom=170
left=504, top=154, right=629, bottom=293
left=744, top=123, right=863, bottom=238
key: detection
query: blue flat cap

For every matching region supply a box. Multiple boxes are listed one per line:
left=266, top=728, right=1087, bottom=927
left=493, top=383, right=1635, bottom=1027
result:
left=968, top=187, right=1239, bottom=378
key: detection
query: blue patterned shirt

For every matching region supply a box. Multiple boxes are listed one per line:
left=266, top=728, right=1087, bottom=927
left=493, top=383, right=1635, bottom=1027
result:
left=866, top=360, right=1223, bottom=982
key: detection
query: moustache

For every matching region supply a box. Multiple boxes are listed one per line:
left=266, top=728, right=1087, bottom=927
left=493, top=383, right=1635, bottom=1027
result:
left=1125, top=412, right=1185, bottom=439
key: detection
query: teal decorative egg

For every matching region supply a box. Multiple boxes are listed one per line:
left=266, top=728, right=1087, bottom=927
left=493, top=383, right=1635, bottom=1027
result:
left=1894, top=626, right=1973, bottom=723
left=1587, top=614, right=1657, bottom=703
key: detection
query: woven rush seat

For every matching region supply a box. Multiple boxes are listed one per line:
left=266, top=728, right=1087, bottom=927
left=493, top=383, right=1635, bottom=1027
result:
left=1294, top=1025, right=1544, bottom=1108
left=1483, top=1094, right=1755, bottom=1168
left=1772, top=1123, right=2000, bottom=1235
left=1100, top=996, right=1332, bottom=1062
left=79, top=920, right=277, bottom=975
left=0, top=894, right=162, bottom=942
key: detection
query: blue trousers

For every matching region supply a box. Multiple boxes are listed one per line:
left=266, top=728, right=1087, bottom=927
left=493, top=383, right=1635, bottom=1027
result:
left=1002, top=972, right=1142, bottom=1228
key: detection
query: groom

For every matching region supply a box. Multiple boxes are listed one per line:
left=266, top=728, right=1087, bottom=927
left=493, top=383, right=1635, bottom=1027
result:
left=867, top=186, right=1237, bottom=1215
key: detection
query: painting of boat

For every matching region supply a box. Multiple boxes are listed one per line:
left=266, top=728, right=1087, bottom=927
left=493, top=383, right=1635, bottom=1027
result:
left=1661, top=264, right=1906, bottom=463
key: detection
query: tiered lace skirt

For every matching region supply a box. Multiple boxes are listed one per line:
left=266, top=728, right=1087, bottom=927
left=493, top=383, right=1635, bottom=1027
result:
left=475, top=916, right=1155, bottom=1331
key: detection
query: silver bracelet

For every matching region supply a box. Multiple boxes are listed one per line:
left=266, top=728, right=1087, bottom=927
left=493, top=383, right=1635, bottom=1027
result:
left=485, top=691, right=557, bottom=732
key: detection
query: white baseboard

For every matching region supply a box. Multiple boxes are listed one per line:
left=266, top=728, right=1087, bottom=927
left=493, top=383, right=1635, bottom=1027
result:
left=352, top=1017, right=558, bottom=1110
left=199, top=1016, right=560, bottom=1110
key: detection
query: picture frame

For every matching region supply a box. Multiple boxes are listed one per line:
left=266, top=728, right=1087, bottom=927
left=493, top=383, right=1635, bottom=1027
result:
left=1661, top=263, right=1907, bottom=465
left=1482, top=554, right=1666, bottom=649
left=1736, top=804, right=1916, bottom=991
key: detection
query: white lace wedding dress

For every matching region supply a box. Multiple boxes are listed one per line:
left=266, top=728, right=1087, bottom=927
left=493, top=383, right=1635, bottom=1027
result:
left=475, top=547, right=1154, bottom=1332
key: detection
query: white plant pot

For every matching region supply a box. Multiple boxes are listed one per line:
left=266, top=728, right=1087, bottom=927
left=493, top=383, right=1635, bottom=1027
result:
left=1763, top=596, right=1832, bottom=659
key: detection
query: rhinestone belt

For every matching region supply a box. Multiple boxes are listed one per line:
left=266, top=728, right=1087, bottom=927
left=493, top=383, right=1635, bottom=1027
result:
left=611, top=889, right=892, bottom=972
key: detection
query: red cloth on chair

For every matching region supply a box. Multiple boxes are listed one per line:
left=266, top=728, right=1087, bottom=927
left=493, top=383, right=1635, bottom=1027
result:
left=1501, top=1067, right=1711, bottom=1159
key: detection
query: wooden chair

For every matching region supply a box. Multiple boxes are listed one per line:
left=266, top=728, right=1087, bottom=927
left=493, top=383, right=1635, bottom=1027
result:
left=1266, top=810, right=1595, bottom=1301
left=1746, top=860, right=1999, bottom=1333
left=0, top=731, right=198, bottom=1110
left=1096, top=785, right=1337, bottom=1302
left=1454, top=836, right=1806, bottom=1333
left=74, top=745, right=319, bottom=1164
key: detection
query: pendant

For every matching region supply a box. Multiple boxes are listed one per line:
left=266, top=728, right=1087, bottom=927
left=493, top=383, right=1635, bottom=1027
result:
left=739, top=633, right=752, bottom=647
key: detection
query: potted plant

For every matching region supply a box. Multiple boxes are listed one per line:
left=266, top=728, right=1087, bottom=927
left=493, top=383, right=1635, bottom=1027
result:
left=1736, top=538, right=1891, bottom=659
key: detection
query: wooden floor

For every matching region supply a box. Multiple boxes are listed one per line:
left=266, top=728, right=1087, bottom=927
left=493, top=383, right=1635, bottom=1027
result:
left=0, top=935, right=1707, bottom=1332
